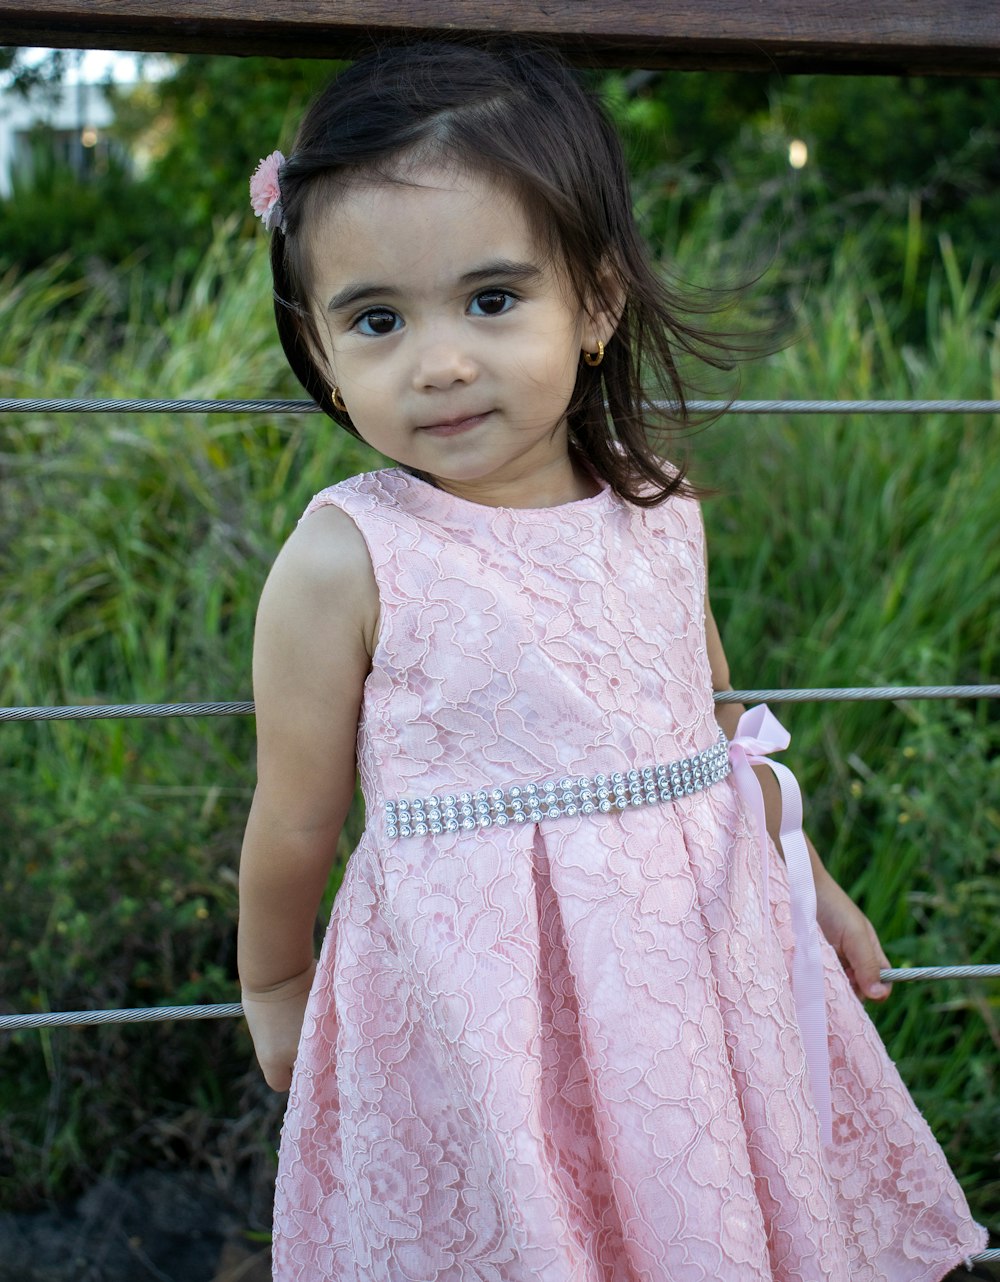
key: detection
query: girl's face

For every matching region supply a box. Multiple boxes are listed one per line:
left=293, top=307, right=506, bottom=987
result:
left=304, top=163, right=614, bottom=507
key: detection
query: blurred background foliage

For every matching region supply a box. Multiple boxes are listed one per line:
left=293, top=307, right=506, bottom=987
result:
left=0, top=48, right=997, bottom=1240
left=0, top=52, right=999, bottom=319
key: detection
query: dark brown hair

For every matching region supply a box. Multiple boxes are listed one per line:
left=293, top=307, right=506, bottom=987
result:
left=269, top=40, right=742, bottom=505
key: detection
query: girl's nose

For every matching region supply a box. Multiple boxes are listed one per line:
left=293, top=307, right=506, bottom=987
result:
left=412, top=335, right=479, bottom=390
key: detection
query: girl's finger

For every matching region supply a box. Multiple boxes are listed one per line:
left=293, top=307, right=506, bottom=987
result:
left=866, top=924, right=893, bottom=1000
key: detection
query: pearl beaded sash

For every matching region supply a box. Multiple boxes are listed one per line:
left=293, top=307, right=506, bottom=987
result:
left=384, top=733, right=731, bottom=839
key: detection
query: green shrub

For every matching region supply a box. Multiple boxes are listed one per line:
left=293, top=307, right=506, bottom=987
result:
left=0, top=232, right=374, bottom=1205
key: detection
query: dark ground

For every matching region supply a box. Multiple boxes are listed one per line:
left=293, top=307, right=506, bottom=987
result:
left=0, top=1170, right=272, bottom=1282
left=1, top=1171, right=995, bottom=1282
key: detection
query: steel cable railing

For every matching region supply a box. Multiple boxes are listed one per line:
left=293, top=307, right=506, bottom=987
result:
left=2, top=966, right=999, bottom=1031
left=4, top=688, right=997, bottom=1027
left=1, top=396, right=999, bottom=415
left=1, top=686, right=998, bottom=721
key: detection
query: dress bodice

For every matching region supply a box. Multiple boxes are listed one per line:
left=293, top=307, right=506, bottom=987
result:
left=301, top=467, right=719, bottom=812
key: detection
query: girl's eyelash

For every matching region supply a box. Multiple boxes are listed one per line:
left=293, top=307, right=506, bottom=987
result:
left=470, top=288, right=519, bottom=314
left=351, top=307, right=400, bottom=335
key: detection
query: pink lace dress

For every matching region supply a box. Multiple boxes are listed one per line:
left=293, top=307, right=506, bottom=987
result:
left=272, top=467, right=987, bottom=1282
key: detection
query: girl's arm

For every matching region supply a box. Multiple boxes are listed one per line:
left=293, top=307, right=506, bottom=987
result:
left=238, top=504, right=379, bottom=1090
left=702, top=544, right=892, bottom=1005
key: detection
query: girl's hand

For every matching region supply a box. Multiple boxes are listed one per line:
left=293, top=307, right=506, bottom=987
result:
left=813, top=870, right=893, bottom=1004
left=242, top=961, right=317, bottom=1092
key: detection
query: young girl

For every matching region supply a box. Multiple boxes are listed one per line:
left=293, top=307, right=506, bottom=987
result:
left=239, top=41, right=988, bottom=1282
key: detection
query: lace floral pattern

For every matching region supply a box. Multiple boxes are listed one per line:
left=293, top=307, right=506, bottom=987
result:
left=273, top=468, right=987, bottom=1281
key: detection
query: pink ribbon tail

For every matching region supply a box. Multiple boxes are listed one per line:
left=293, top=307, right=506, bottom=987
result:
left=728, top=705, right=833, bottom=1148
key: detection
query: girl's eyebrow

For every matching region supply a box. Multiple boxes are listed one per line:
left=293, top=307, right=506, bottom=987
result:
left=459, top=259, right=543, bottom=286
left=326, top=259, right=542, bottom=314
left=326, top=282, right=399, bottom=314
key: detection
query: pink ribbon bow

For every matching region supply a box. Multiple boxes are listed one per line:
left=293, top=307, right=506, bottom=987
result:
left=728, top=705, right=833, bottom=1148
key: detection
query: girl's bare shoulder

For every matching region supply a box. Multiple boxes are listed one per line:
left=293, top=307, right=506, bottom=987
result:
left=257, top=502, right=380, bottom=660
left=251, top=503, right=375, bottom=825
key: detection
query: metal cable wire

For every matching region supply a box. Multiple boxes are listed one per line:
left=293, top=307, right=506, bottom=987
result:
left=2, top=687, right=997, bottom=721
left=685, top=400, right=1000, bottom=414
left=3, top=967, right=998, bottom=1031
left=1, top=397, right=999, bottom=415
left=0, top=701, right=255, bottom=721
left=881, top=966, right=1000, bottom=981
left=716, top=685, right=1000, bottom=703
left=0, top=1005, right=244, bottom=1030
left=0, top=397, right=317, bottom=414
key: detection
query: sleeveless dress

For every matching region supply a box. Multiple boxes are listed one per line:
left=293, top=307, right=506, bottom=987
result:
left=271, top=467, right=987, bottom=1282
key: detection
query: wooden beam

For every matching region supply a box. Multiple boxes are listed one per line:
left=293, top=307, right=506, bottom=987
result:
left=0, top=1, right=998, bottom=75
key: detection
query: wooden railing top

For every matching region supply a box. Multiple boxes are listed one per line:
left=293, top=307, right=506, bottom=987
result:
left=1, top=1, right=999, bottom=75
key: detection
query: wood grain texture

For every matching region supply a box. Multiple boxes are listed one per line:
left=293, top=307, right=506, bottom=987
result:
left=0, top=0, right=998, bottom=74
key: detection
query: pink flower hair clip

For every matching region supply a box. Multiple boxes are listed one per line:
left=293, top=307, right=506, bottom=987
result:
left=250, top=150, right=286, bottom=233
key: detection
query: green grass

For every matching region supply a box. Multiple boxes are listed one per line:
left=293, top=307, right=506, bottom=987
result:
left=0, top=226, right=997, bottom=1230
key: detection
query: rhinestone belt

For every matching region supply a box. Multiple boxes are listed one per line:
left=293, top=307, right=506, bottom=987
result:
left=384, top=733, right=731, bottom=839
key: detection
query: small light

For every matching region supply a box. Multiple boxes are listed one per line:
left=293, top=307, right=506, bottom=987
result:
left=81, top=127, right=99, bottom=148
left=788, top=139, right=808, bottom=169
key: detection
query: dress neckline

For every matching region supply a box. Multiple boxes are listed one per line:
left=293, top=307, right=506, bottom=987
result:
left=395, top=466, right=614, bottom=517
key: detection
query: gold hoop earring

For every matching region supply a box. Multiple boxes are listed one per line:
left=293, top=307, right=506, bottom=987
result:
left=331, top=386, right=348, bottom=413
left=582, top=340, right=605, bottom=368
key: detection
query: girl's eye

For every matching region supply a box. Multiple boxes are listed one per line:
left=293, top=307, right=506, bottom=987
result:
left=354, top=308, right=401, bottom=336
left=469, top=290, right=515, bottom=317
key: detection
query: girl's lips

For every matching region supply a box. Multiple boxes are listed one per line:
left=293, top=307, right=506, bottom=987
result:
left=418, top=412, right=491, bottom=437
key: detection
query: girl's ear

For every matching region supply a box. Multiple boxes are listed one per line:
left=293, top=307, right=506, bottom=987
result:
left=581, top=258, right=627, bottom=352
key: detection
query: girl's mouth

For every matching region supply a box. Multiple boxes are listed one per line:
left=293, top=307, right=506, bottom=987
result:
left=418, top=412, right=491, bottom=437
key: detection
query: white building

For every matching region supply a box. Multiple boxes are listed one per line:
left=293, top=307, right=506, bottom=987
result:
left=0, top=73, right=131, bottom=198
